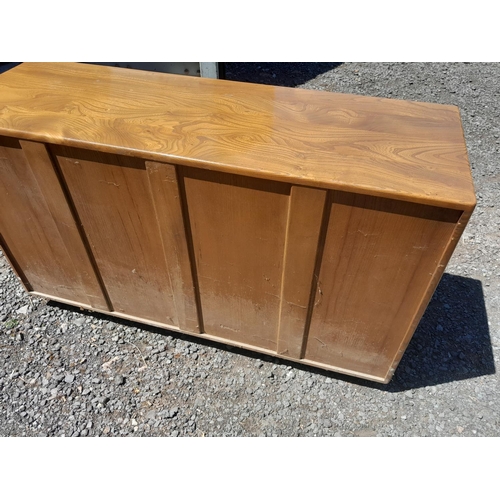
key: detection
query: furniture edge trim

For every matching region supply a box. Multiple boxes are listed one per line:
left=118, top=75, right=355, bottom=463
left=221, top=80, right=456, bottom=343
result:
left=0, top=131, right=476, bottom=212
left=382, top=206, right=475, bottom=383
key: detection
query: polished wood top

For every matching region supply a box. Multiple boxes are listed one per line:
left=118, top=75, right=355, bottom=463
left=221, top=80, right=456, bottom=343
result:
left=0, top=63, right=475, bottom=209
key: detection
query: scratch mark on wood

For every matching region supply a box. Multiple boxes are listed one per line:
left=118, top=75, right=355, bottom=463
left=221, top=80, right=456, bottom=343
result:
left=356, top=229, right=377, bottom=237
left=220, top=324, right=240, bottom=333
left=314, top=280, right=323, bottom=307
left=287, top=301, right=307, bottom=309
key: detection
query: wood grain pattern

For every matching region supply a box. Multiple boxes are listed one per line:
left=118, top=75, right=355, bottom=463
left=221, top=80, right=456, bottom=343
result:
left=53, top=146, right=178, bottom=325
left=183, top=167, right=290, bottom=350
left=145, top=161, right=200, bottom=333
left=304, top=192, right=461, bottom=379
left=0, top=137, right=107, bottom=306
left=276, top=186, right=327, bottom=359
left=0, top=63, right=475, bottom=210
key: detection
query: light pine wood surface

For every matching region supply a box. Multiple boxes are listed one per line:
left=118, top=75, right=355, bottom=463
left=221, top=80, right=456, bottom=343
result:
left=0, top=62, right=475, bottom=210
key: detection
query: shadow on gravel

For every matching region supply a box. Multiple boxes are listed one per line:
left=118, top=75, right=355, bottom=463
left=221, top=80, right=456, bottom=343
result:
left=47, top=273, right=494, bottom=392
left=0, top=63, right=343, bottom=85
left=296, top=273, right=493, bottom=392
left=383, top=273, right=495, bottom=391
left=0, top=63, right=21, bottom=75
left=224, top=62, right=343, bottom=87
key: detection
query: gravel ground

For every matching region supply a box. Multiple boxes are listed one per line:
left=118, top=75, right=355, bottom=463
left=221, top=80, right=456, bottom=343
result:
left=0, top=62, right=499, bottom=437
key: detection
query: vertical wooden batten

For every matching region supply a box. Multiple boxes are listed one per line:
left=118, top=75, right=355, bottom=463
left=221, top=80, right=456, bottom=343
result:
left=276, top=186, right=327, bottom=359
left=145, top=161, right=201, bottom=333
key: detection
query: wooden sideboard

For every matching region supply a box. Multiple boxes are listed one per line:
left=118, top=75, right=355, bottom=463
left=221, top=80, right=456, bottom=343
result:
left=0, top=63, right=475, bottom=383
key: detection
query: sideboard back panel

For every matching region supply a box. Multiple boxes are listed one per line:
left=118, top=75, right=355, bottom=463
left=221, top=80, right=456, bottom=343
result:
left=183, top=167, right=290, bottom=351
left=305, top=192, right=461, bottom=379
left=0, top=137, right=107, bottom=308
left=53, top=146, right=179, bottom=327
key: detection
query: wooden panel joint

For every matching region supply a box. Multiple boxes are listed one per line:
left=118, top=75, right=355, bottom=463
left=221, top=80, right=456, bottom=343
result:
left=276, top=186, right=328, bottom=359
